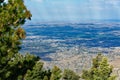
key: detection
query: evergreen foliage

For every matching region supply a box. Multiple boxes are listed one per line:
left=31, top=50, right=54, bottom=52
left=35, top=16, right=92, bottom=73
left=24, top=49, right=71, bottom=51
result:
left=0, top=0, right=116, bottom=80
left=0, top=1, right=63, bottom=79
left=62, top=69, right=80, bottom=80
left=81, top=54, right=116, bottom=80
left=0, top=0, right=33, bottom=79
left=50, top=66, right=62, bottom=80
left=24, top=61, right=47, bottom=80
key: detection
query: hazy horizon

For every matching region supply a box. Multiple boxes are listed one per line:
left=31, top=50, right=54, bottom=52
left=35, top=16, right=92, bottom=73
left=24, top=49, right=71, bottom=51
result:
left=25, top=0, right=120, bottom=22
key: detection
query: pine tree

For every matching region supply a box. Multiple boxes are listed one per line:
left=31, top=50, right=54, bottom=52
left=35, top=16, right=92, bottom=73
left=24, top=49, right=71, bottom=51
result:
left=24, top=61, right=45, bottom=80
left=50, top=66, right=62, bottom=80
left=81, top=54, right=116, bottom=80
left=6, top=53, right=40, bottom=80
left=1, top=0, right=116, bottom=80
left=62, top=69, right=80, bottom=80
left=0, top=0, right=40, bottom=79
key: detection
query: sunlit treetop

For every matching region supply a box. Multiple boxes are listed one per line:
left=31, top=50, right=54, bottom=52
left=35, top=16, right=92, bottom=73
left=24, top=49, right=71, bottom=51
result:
left=0, top=0, right=31, bottom=28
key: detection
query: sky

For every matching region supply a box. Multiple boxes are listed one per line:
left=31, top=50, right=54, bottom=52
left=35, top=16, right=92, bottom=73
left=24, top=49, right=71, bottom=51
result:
left=25, top=0, right=120, bottom=22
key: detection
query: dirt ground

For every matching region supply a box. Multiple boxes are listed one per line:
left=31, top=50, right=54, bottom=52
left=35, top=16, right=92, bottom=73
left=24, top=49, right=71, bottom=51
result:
left=109, top=56, right=120, bottom=68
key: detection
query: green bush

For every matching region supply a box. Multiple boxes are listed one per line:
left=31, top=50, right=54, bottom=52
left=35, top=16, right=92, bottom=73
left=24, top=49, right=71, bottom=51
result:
left=81, top=54, right=116, bottom=80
